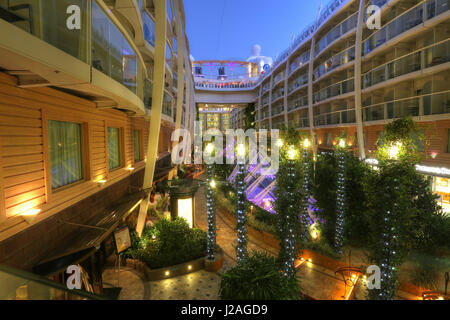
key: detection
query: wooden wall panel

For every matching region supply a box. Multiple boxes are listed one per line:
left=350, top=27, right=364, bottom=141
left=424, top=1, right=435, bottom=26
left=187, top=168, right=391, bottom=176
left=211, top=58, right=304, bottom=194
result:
left=0, top=72, right=159, bottom=240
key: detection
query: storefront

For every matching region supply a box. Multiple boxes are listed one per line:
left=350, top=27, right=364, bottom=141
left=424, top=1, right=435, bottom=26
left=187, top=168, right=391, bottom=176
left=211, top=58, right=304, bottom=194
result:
left=416, top=164, right=450, bottom=215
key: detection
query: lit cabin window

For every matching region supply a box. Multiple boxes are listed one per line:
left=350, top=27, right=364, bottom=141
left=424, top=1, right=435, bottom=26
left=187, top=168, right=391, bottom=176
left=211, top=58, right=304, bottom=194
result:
left=108, top=127, right=122, bottom=170
left=48, top=120, right=84, bottom=189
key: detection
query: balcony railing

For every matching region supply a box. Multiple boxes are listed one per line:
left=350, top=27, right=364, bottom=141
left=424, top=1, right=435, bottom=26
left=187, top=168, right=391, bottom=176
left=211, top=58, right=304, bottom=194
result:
left=314, top=46, right=355, bottom=80
left=288, top=95, right=309, bottom=112
left=363, top=91, right=450, bottom=121
left=288, top=117, right=310, bottom=129
left=314, top=109, right=356, bottom=126
left=144, top=79, right=152, bottom=114
left=162, top=92, right=172, bottom=117
left=362, top=39, right=450, bottom=89
left=362, top=0, right=449, bottom=56
left=289, top=51, right=310, bottom=75
left=272, top=88, right=285, bottom=102
left=314, top=12, right=358, bottom=57
left=313, top=78, right=355, bottom=104
left=272, top=104, right=285, bottom=116
left=288, top=73, right=308, bottom=94
left=142, top=11, right=156, bottom=47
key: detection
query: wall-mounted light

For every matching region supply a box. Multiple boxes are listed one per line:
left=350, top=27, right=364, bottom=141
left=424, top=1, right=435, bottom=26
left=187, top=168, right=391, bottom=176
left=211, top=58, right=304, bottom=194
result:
left=97, top=179, right=107, bottom=187
left=21, top=208, right=41, bottom=224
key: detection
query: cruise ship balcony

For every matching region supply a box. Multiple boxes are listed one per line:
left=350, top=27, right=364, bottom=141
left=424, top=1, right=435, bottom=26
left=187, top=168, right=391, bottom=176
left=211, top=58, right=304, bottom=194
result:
left=0, top=0, right=147, bottom=115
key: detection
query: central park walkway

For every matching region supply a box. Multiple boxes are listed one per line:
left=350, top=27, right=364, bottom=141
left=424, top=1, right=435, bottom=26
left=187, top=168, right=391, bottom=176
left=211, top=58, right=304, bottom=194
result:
left=102, top=178, right=420, bottom=300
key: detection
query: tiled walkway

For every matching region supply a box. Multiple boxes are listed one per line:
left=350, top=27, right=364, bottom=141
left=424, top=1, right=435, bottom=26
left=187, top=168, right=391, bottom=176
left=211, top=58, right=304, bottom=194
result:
left=102, top=178, right=419, bottom=300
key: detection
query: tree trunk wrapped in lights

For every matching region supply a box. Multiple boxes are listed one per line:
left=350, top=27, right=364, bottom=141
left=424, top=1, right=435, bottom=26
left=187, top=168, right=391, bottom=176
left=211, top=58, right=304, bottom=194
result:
left=274, top=135, right=303, bottom=278
left=236, top=144, right=247, bottom=264
left=334, top=139, right=346, bottom=255
left=205, top=163, right=216, bottom=260
left=300, top=139, right=311, bottom=241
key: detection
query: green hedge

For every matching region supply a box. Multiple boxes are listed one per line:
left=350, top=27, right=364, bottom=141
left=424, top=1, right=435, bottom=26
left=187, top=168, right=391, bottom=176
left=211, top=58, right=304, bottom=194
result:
left=127, top=218, right=207, bottom=269
left=219, top=251, right=302, bottom=300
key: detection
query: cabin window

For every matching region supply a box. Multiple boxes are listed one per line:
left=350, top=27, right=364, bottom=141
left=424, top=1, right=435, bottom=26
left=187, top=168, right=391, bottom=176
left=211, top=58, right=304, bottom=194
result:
left=108, top=127, right=122, bottom=170
left=48, top=120, right=84, bottom=189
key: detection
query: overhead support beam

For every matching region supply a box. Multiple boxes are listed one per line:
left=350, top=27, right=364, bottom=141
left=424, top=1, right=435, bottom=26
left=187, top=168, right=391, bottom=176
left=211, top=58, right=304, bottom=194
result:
left=136, top=0, right=167, bottom=237
left=171, top=0, right=186, bottom=159
left=354, top=0, right=366, bottom=159
left=307, top=38, right=317, bottom=156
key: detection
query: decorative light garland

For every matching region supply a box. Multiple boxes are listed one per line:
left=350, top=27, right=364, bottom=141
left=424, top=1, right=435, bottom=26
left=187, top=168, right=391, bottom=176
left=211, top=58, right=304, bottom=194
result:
left=205, top=160, right=216, bottom=260
left=334, top=139, right=346, bottom=255
left=236, top=144, right=248, bottom=264
left=284, top=153, right=297, bottom=277
left=301, top=139, right=311, bottom=241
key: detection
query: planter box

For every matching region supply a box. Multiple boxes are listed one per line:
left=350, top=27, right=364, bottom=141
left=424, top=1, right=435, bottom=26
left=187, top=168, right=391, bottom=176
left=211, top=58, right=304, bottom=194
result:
left=204, top=248, right=224, bottom=272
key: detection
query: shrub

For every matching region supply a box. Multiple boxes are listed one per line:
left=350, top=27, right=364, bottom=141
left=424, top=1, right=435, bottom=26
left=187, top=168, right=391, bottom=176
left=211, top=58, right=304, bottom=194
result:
left=219, top=251, right=302, bottom=300
left=130, top=218, right=207, bottom=269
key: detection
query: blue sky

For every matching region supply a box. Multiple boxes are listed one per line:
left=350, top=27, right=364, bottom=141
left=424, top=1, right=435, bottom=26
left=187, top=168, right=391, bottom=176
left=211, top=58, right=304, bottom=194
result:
left=184, top=0, right=322, bottom=61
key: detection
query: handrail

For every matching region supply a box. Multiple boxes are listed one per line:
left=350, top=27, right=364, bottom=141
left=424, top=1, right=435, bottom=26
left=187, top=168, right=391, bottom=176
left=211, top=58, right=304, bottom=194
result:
left=362, top=38, right=449, bottom=76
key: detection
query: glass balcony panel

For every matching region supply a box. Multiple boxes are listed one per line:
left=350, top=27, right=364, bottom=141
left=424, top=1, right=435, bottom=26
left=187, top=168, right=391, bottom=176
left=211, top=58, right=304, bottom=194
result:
left=4, top=0, right=89, bottom=62
left=162, top=92, right=172, bottom=116
left=142, top=11, right=155, bottom=46
left=424, top=40, right=450, bottom=67
left=92, top=0, right=138, bottom=94
left=144, top=79, right=152, bottom=112
left=394, top=51, right=421, bottom=77
left=364, top=105, right=385, bottom=121
left=424, top=92, right=450, bottom=115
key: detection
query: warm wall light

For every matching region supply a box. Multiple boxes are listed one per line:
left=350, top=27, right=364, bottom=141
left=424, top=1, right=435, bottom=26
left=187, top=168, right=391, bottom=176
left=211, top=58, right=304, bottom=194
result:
left=339, top=139, right=346, bottom=148
left=187, top=265, right=192, bottom=270
left=127, top=167, right=135, bottom=172
left=97, top=179, right=107, bottom=187
left=165, top=271, right=170, bottom=276
left=21, top=208, right=41, bottom=224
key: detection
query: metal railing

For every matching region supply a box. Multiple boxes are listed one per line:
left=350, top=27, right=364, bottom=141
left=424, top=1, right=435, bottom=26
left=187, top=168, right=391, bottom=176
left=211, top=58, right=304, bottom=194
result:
left=288, top=73, right=308, bottom=94
left=314, top=46, right=355, bottom=80
left=363, top=0, right=449, bottom=56
left=314, top=108, right=356, bottom=126
left=362, top=39, right=450, bottom=89
left=314, top=12, right=358, bottom=57
left=289, top=51, right=311, bottom=75
left=362, top=91, right=450, bottom=121
left=313, top=78, right=355, bottom=104
left=288, top=95, right=309, bottom=112
left=288, top=117, right=310, bottom=129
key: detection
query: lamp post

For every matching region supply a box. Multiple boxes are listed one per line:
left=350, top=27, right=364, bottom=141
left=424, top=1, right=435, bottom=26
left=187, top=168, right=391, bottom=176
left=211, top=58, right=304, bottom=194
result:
left=205, top=143, right=216, bottom=261
left=334, top=138, right=346, bottom=255
left=236, top=143, right=247, bottom=264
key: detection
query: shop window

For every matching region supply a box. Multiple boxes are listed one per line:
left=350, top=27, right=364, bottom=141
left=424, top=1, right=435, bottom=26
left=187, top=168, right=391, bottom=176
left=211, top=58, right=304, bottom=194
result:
left=107, top=127, right=122, bottom=170
left=48, top=120, right=84, bottom=189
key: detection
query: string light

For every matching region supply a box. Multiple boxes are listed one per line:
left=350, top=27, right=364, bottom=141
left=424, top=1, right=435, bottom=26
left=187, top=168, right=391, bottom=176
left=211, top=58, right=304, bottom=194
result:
left=236, top=151, right=248, bottom=264
left=334, top=138, right=346, bottom=255
left=205, top=144, right=217, bottom=261
left=301, top=142, right=311, bottom=241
